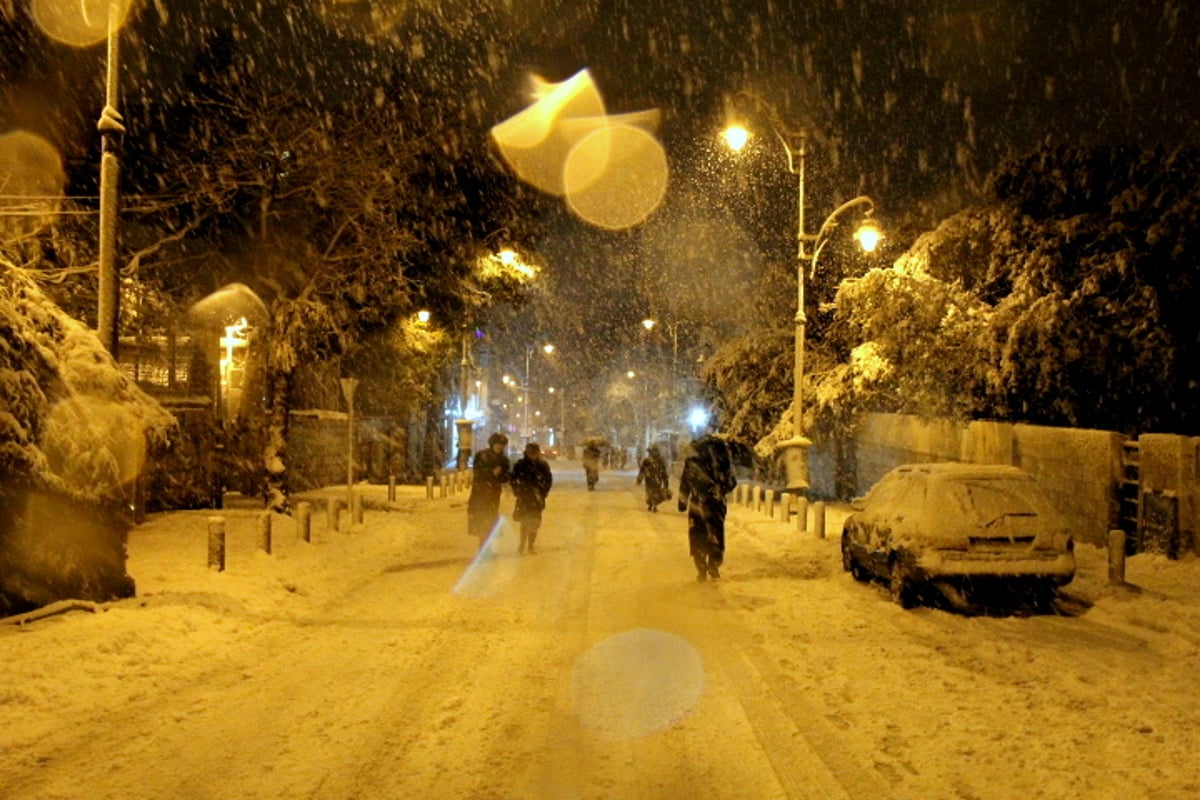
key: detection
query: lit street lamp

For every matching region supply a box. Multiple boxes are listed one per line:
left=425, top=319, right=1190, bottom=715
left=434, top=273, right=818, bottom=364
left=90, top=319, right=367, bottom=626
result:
left=723, top=91, right=882, bottom=492
left=507, top=343, right=555, bottom=447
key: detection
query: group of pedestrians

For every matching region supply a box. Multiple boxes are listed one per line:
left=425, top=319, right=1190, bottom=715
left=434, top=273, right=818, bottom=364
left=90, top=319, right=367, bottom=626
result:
left=465, top=432, right=737, bottom=582
left=466, top=432, right=553, bottom=555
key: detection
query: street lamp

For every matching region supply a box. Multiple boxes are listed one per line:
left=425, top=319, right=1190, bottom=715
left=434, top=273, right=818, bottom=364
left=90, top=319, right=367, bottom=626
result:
left=723, top=90, right=882, bottom=492
left=547, top=386, right=566, bottom=449
left=510, top=343, right=555, bottom=447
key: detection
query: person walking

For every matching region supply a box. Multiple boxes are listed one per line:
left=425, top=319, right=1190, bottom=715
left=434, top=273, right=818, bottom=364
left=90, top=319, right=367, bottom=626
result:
left=636, top=444, right=670, bottom=512
left=677, top=434, right=737, bottom=581
left=582, top=442, right=602, bottom=490
left=512, top=442, right=553, bottom=554
left=467, top=432, right=511, bottom=551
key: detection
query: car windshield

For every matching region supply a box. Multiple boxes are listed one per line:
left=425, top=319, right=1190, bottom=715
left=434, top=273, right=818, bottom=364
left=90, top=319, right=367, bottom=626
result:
left=941, top=478, right=1047, bottom=527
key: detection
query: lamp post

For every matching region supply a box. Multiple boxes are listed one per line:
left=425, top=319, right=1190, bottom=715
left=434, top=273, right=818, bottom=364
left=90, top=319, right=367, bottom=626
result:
left=548, top=386, right=566, bottom=449
left=513, top=343, right=555, bottom=447
left=456, top=327, right=473, bottom=470
left=723, top=91, right=881, bottom=492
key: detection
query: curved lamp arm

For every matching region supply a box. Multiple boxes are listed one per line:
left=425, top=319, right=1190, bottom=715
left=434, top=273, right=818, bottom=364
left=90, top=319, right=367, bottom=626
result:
left=809, top=195, right=876, bottom=279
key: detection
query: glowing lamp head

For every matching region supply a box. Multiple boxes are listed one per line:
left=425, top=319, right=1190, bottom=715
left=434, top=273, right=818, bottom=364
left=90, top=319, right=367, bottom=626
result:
left=854, top=219, right=882, bottom=253
left=721, top=124, right=750, bottom=152
left=416, top=309, right=431, bottom=324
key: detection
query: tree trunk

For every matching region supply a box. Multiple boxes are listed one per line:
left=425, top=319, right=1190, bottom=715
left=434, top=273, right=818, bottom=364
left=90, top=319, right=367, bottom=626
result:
left=262, top=361, right=293, bottom=514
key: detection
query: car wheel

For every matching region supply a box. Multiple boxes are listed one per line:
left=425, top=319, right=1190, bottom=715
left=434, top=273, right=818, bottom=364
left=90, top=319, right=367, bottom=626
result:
left=889, top=557, right=918, bottom=609
left=841, top=535, right=869, bottom=582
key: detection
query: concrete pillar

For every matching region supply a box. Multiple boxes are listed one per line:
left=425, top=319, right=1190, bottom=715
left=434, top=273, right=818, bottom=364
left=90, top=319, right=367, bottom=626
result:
left=388, top=474, right=396, bottom=502
left=795, top=496, right=808, bottom=534
left=257, top=512, right=272, bottom=554
left=207, top=516, right=226, bottom=571
left=813, top=501, right=826, bottom=539
left=296, top=501, right=312, bottom=543
left=327, top=497, right=341, bottom=532
left=1108, top=530, right=1127, bottom=585
left=766, top=490, right=776, bottom=519
left=352, top=492, right=364, bottom=525
left=426, top=475, right=434, bottom=499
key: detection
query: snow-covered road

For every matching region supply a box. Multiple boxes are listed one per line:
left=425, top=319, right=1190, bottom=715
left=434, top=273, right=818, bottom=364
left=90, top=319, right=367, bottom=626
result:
left=3, top=466, right=1198, bottom=799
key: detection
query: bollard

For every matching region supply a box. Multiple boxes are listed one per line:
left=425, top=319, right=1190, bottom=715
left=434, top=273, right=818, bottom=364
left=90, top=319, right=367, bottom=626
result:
left=352, top=491, right=364, bottom=525
left=766, top=490, right=776, bottom=519
left=327, top=497, right=341, bottom=532
left=795, top=496, right=808, bottom=534
left=440, top=474, right=448, bottom=499
left=207, top=516, right=226, bottom=571
left=388, top=474, right=396, bottom=502
left=257, top=512, right=272, bottom=554
left=426, top=475, right=434, bottom=500
left=781, top=493, right=792, bottom=526
left=813, top=501, right=827, bottom=539
left=296, top=501, right=312, bottom=543
left=735, top=484, right=744, bottom=505
left=1108, top=529, right=1127, bottom=585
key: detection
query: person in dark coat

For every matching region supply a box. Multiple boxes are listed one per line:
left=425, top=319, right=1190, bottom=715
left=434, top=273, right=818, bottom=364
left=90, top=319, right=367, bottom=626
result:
left=581, top=442, right=602, bottom=490
left=512, top=442, right=553, bottom=554
left=636, top=444, right=671, bottom=512
left=467, top=432, right=511, bottom=551
left=677, top=435, right=738, bottom=581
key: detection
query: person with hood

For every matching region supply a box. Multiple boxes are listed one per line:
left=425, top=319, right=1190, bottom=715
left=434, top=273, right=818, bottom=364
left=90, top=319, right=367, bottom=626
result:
left=636, top=444, right=671, bottom=512
left=467, top=432, right=511, bottom=550
left=677, top=434, right=738, bottom=581
left=511, top=442, right=554, bottom=554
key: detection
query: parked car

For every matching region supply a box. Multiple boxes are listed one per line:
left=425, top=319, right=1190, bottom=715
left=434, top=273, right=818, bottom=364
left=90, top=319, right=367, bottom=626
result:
left=840, top=463, right=1076, bottom=608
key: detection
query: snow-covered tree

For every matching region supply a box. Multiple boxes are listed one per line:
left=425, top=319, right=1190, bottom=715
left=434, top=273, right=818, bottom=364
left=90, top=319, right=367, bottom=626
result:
left=0, top=264, right=175, bottom=613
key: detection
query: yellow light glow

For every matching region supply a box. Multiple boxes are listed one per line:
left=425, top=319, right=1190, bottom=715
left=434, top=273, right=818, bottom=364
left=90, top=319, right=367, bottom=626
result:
left=721, top=125, right=750, bottom=152
left=543, top=343, right=555, bottom=354
left=498, top=249, right=517, bottom=265
left=642, top=318, right=656, bottom=330
left=417, top=309, right=431, bottom=323
left=854, top=220, right=883, bottom=253
left=32, top=0, right=134, bottom=47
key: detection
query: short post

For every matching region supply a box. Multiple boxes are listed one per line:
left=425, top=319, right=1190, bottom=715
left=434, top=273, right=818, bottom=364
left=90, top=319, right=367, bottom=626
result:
left=734, top=484, right=744, bottom=505
left=795, top=495, right=808, bottom=534
left=352, top=491, right=364, bottom=525
left=440, top=474, right=448, bottom=499
left=766, top=490, right=776, bottom=519
left=327, top=497, right=341, bottom=532
left=781, top=493, right=792, bottom=526
left=207, top=516, right=226, bottom=571
left=426, top=475, right=434, bottom=499
left=1108, top=529, right=1127, bottom=585
left=257, top=512, right=272, bottom=554
left=388, top=474, right=396, bottom=502
left=813, top=500, right=827, bottom=539
left=296, top=501, right=312, bottom=543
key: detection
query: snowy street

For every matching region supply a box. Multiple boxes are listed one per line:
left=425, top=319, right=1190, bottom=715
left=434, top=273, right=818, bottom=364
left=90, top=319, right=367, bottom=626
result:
left=3, top=466, right=1199, bottom=799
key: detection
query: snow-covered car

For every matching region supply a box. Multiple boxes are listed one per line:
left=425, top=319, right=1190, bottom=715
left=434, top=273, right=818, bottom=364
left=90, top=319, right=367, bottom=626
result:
left=840, top=463, right=1076, bottom=608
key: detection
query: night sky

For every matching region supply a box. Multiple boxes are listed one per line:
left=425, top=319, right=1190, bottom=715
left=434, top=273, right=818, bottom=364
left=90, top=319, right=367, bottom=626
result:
left=3, top=0, right=1199, bottom=379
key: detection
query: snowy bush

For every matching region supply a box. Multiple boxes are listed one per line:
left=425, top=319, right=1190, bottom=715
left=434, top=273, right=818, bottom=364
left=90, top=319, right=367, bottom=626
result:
left=0, top=267, right=175, bottom=614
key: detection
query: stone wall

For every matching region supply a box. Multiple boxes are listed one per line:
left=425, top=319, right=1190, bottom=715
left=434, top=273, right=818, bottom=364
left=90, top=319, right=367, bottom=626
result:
left=1138, top=434, right=1200, bottom=554
left=1010, top=424, right=1125, bottom=547
left=287, top=410, right=350, bottom=491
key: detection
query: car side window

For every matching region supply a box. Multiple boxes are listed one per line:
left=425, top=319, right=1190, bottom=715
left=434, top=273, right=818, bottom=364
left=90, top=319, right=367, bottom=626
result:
left=865, top=474, right=924, bottom=523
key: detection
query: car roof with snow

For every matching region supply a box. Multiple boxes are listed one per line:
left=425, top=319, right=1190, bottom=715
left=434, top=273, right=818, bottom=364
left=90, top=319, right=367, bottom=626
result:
left=887, top=463, right=1030, bottom=481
